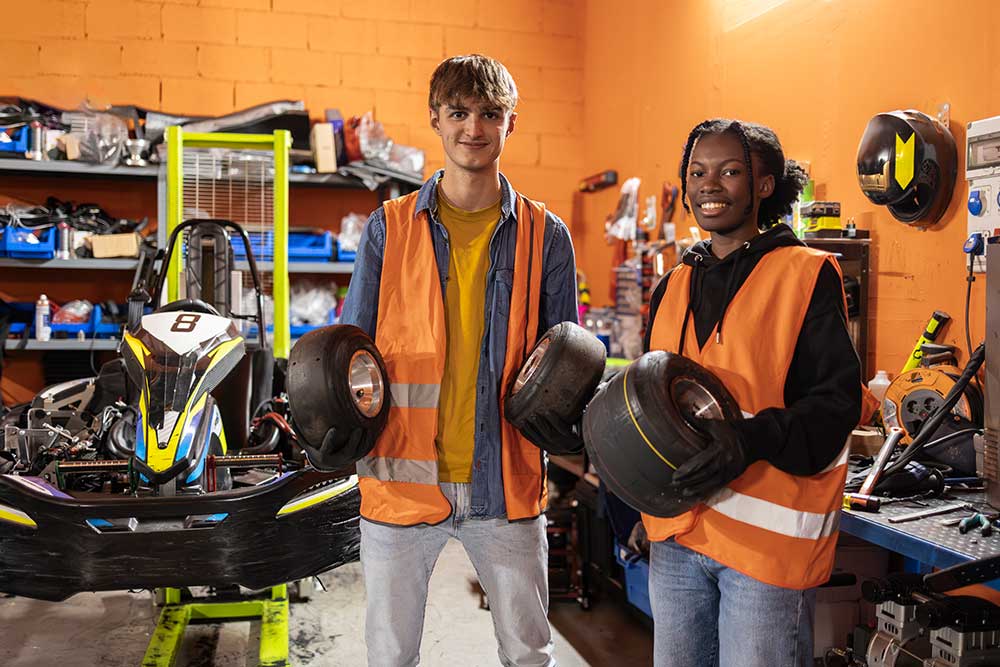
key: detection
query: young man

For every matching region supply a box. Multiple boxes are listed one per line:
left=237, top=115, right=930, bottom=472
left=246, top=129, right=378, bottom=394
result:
left=339, top=55, right=578, bottom=667
left=641, top=119, right=862, bottom=666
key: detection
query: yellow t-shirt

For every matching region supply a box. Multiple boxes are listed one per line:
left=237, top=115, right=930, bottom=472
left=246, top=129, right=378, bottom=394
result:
left=435, top=187, right=501, bottom=483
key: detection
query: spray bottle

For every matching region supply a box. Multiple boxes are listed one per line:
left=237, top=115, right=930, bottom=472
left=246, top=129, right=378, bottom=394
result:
left=35, top=294, right=51, bottom=342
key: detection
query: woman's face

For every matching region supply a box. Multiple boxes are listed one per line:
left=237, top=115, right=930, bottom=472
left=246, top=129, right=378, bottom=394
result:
left=686, top=131, right=774, bottom=236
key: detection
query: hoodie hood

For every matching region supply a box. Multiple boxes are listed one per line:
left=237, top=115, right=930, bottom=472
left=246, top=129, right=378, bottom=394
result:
left=677, top=224, right=806, bottom=352
left=682, top=223, right=804, bottom=268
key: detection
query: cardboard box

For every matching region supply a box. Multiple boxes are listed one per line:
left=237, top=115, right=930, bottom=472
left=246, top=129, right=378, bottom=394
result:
left=89, top=232, right=141, bottom=258
left=311, top=122, right=338, bottom=173
left=848, top=427, right=885, bottom=456
left=57, top=133, right=80, bottom=161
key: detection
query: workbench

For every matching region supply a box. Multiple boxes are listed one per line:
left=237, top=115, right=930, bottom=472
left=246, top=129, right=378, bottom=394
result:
left=841, top=492, right=1000, bottom=581
left=552, top=452, right=1000, bottom=597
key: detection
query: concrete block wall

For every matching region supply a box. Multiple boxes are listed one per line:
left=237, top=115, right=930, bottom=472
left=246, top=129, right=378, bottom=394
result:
left=3, top=0, right=586, bottom=219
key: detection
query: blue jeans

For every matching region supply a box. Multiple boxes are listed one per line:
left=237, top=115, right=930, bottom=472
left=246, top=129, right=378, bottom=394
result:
left=361, top=482, right=554, bottom=667
left=649, top=539, right=816, bottom=667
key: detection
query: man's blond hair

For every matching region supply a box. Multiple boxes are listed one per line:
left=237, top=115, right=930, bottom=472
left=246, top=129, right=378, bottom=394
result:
left=428, top=54, right=518, bottom=113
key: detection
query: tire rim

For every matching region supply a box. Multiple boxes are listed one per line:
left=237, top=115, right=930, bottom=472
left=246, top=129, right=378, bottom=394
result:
left=670, top=376, right=724, bottom=422
left=349, top=350, right=384, bottom=418
left=512, top=337, right=551, bottom=395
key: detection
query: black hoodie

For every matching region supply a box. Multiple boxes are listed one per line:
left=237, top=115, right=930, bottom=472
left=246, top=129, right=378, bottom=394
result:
left=643, top=224, right=862, bottom=475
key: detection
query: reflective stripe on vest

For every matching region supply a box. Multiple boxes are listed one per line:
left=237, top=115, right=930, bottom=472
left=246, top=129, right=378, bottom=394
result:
left=358, top=189, right=549, bottom=525
left=390, top=383, right=441, bottom=409
left=644, top=245, right=849, bottom=589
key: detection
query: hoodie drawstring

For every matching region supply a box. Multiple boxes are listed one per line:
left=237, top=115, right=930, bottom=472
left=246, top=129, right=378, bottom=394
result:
left=714, top=240, right=751, bottom=344
left=677, top=254, right=701, bottom=355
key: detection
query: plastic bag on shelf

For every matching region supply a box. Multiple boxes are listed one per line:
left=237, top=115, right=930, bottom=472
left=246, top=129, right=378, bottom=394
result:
left=61, top=103, right=128, bottom=165
left=385, top=143, right=425, bottom=179
left=358, top=112, right=391, bottom=162
left=338, top=213, right=366, bottom=253
left=52, top=300, right=93, bottom=324
left=290, top=280, right=338, bottom=326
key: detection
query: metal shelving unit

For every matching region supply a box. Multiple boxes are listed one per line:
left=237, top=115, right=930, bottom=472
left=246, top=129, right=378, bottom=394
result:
left=0, top=159, right=158, bottom=178
left=235, top=260, right=354, bottom=274
left=289, top=168, right=423, bottom=189
left=289, top=171, right=377, bottom=188
left=4, top=339, right=119, bottom=351
left=0, top=258, right=139, bottom=271
left=0, top=157, right=423, bottom=189
left=2, top=155, right=410, bottom=362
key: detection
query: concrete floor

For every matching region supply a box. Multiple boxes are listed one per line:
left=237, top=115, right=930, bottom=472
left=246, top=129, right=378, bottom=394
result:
left=0, top=540, right=652, bottom=666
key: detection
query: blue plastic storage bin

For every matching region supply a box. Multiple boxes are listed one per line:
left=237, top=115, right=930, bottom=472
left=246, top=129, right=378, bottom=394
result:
left=50, top=304, right=99, bottom=339
left=4, top=227, right=56, bottom=259
left=335, top=239, right=357, bottom=262
left=0, top=225, right=6, bottom=257
left=0, top=126, right=31, bottom=155
left=248, top=308, right=336, bottom=339
left=230, top=231, right=275, bottom=260
left=289, top=307, right=336, bottom=338
left=615, top=540, right=652, bottom=618
left=2, top=302, right=35, bottom=337
left=94, top=303, right=133, bottom=339
left=288, top=231, right=334, bottom=262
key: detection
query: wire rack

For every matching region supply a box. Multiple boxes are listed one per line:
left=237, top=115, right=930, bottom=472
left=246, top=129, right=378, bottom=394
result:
left=180, top=147, right=275, bottom=331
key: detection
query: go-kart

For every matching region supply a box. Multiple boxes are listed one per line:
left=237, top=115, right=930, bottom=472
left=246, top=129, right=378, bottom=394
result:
left=0, top=219, right=388, bottom=601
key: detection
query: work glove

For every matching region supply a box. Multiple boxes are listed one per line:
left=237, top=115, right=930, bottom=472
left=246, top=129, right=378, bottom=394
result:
left=301, top=425, right=374, bottom=472
left=626, top=520, right=650, bottom=557
left=519, top=412, right=585, bottom=455
left=670, top=417, right=752, bottom=499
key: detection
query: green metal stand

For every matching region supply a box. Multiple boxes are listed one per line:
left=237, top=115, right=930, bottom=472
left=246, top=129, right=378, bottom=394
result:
left=142, top=584, right=290, bottom=667
left=164, top=127, right=292, bottom=359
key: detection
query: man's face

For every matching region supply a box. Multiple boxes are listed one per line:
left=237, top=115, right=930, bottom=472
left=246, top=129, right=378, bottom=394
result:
left=686, top=131, right=774, bottom=235
left=430, top=96, right=516, bottom=173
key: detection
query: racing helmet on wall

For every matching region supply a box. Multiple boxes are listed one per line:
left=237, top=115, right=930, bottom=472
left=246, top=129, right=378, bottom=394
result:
left=856, top=109, right=957, bottom=226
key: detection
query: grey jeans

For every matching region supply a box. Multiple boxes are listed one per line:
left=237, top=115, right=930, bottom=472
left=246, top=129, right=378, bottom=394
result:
left=360, top=482, right=555, bottom=667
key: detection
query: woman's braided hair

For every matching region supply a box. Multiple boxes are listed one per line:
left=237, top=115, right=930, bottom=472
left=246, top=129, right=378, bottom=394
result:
left=679, top=119, right=808, bottom=229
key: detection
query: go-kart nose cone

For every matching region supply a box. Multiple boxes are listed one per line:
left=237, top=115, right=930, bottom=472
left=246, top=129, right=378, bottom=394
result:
left=349, top=350, right=384, bottom=418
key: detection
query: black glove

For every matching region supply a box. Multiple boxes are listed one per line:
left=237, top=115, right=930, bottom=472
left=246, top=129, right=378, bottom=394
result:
left=302, top=425, right=374, bottom=471
left=518, top=412, right=585, bottom=455
left=670, top=417, right=752, bottom=499
left=626, top=520, right=649, bottom=557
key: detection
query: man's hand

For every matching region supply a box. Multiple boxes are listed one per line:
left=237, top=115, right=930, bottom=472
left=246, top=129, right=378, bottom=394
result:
left=627, top=520, right=649, bottom=556
left=302, top=425, right=373, bottom=471
left=670, top=417, right=751, bottom=499
left=518, top=412, right=585, bottom=455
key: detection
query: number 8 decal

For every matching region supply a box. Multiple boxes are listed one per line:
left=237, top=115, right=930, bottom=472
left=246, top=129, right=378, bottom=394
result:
left=170, top=313, right=201, bottom=332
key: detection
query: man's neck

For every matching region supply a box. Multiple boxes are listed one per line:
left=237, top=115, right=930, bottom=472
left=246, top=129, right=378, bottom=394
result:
left=439, top=167, right=502, bottom=211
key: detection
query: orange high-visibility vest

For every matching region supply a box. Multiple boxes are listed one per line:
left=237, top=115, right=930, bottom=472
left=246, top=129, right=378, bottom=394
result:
left=357, top=190, right=549, bottom=526
left=644, top=245, right=850, bottom=589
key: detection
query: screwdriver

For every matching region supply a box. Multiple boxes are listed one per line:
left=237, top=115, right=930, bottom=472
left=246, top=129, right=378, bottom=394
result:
left=888, top=502, right=971, bottom=524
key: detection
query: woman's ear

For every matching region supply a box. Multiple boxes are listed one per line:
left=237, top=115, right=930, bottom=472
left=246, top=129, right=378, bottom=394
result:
left=758, top=174, right=775, bottom=200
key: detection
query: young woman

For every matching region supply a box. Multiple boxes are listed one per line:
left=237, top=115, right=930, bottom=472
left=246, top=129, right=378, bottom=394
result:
left=641, top=119, right=862, bottom=666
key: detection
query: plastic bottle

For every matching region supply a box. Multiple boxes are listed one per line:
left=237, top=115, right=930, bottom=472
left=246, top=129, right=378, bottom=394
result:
left=868, top=370, right=891, bottom=404
left=35, top=294, right=51, bottom=342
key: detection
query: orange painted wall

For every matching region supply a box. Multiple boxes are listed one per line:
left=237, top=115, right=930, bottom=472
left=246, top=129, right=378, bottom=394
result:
left=581, top=0, right=1000, bottom=375
left=1, top=0, right=584, bottom=219
left=8, top=0, right=996, bottom=384
left=2, top=0, right=585, bottom=400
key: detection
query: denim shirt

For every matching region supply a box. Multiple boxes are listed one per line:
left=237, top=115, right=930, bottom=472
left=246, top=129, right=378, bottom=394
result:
left=340, top=170, right=579, bottom=519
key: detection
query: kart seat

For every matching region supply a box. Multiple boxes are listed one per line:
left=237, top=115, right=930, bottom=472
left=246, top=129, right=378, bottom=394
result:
left=212, top=347, right=274, bottom=451
left=154, top=299, right=221, bottom=316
